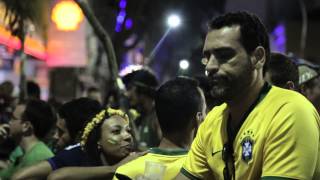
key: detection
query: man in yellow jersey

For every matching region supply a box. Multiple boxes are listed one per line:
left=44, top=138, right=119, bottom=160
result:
left=176, top=11, right=320, bottom=180
left=114, top=77, right=207, bottom=180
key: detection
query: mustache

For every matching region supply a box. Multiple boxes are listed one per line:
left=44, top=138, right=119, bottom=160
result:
left=208, top=74, right=229, bottom=84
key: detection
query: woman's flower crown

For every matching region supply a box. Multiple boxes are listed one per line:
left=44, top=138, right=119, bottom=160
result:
left=80, top=108, right=129, bottom=150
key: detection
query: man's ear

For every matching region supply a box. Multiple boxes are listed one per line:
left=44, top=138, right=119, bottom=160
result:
left=251, top=46, right=266, bottom=69
left=22, top=121, right=33, bottom=136
left=196, top=112, right=204, bottom=125
left=285, top=81, right=296, bottom=90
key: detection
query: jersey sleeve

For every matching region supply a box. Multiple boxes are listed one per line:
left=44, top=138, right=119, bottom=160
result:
left=181, top=114, right=213, bottom=179
left=47, top=146, right=84, bottom=170
left=262, top=101, right=320, bottom=179
left=47, top=151, right=68, bottom=170
left=114, top=159, right=142, bottom=179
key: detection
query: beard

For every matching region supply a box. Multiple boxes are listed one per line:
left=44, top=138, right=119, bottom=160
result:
left=208, top=74, right=232, bottom=101
left=208, top=59, right=253, bottom=103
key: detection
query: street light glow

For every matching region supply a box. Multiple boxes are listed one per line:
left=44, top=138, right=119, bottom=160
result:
left=146, top=14, right=181, bottom=65
left=51, top=1, right=84, bottom=31
left=167, top=14, right=181, bottom=28
left=179, top=59, right=189, bottom=70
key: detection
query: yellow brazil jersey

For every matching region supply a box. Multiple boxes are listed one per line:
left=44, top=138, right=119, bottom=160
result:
left=114, top=148, right=188, bottom=180
left=181, top=85, right=320, bottom=180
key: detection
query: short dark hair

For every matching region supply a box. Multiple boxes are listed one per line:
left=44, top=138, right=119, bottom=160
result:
left=267, top=52, right=299, bottom=88
left=27, top=81, right=41, bottom=100
left=87, top=87, right=99, bottom=93
left=0, top=81, right=14, bottom=96
left=155, top=77, right=203, bottom=134
left=122, top=69, right=158, bottom=98
left=58, top=98, right=102, bottom=141
left=22, top=100, right=56, bottom=139
left=208, top=11, right=270, bottom=74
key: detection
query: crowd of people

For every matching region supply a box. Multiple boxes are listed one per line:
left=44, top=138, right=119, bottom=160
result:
left=0, top=11, right=320, bottom=180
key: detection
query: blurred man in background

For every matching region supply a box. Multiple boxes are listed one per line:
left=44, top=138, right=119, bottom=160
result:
left=11, top=98, right=102, bottom=180
left=122, top=69, right=162, bottom=150
left=86, top=86, right=103, bottom=105
left=26, top=81, right=41, bottom=100
left=265, top=52, right=299, bottom=90
left=0, top=100, right=56, bottom=180
left=299, top=64, right=320, bottom=113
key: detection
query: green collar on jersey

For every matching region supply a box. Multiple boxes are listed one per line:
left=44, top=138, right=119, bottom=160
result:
left=149, top=147, right=188, bottom=155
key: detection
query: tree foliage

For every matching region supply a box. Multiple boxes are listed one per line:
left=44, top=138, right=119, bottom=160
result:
left=1, top=0, right=49, bottom=41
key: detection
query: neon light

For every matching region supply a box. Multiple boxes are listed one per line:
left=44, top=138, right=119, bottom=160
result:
left=0, top=26, right=47, bottom=60
left=125, top=18, right=133, bottom=29
left=115, top=24, right=122, bottom=32
left=271, top=23, right=286, bottom=53
left=119, top=0, right=127, bottom=9
left=115, top=0, right=128, bottom=32
left=116, top=10, right=126, bottom=24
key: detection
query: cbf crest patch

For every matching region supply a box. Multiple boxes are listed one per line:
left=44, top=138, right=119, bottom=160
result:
left=240, top=130, right=255, bottom=163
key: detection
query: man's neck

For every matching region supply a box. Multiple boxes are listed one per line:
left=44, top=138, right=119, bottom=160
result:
left=20, top=135, right=39, bottom=153
left=141, top=99, right=154, bottom=115
left=159, top=133, right=193, bottom=150
left=227, top=78, right=265, bottom=129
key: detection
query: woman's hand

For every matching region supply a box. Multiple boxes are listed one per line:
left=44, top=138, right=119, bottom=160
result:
left=134, top=175, right=152, bottom=180
left=116, top=151, right=149, bottom=167
left=0, top=124, right=10, bottom=143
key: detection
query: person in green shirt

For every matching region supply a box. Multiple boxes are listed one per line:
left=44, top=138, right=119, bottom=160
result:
left=122, top=69, right=162, bottom=150
left=0, top=100, right=56, bottom=179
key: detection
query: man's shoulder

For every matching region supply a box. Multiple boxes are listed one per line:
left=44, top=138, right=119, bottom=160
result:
left=262, top=86, right=320, bottom=129
left=122, top=152, right=152, bottom=167
left=259, top=86, right=316, bottom=115
left=115, top=153, right=150, bottom=178
left=47, top=143, right=98, bottom=170
left=50, top=144, right=83, bottom=160
left=18, top=142, right=53, bottom=169
left=26, top=141, right=53, bottom=158
left=202, top=103, right=227, bottom=127
left=116, top=151, right=187, bottom=179
left=268, top=86, right=309, bottom=104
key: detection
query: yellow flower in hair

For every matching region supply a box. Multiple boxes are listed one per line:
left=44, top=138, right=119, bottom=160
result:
left=80, top=109, right=106, bottom=149
left=107, top=108, right=129, bottom=122
left=80, top=108, right=129, bottom=150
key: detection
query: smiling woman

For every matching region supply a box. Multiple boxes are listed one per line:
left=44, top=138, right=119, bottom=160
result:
left=42, top=108, right=147, bottom=180
left=81, top=108, right=133, bottom=166
left=10, top=106, right=145, bottom=180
